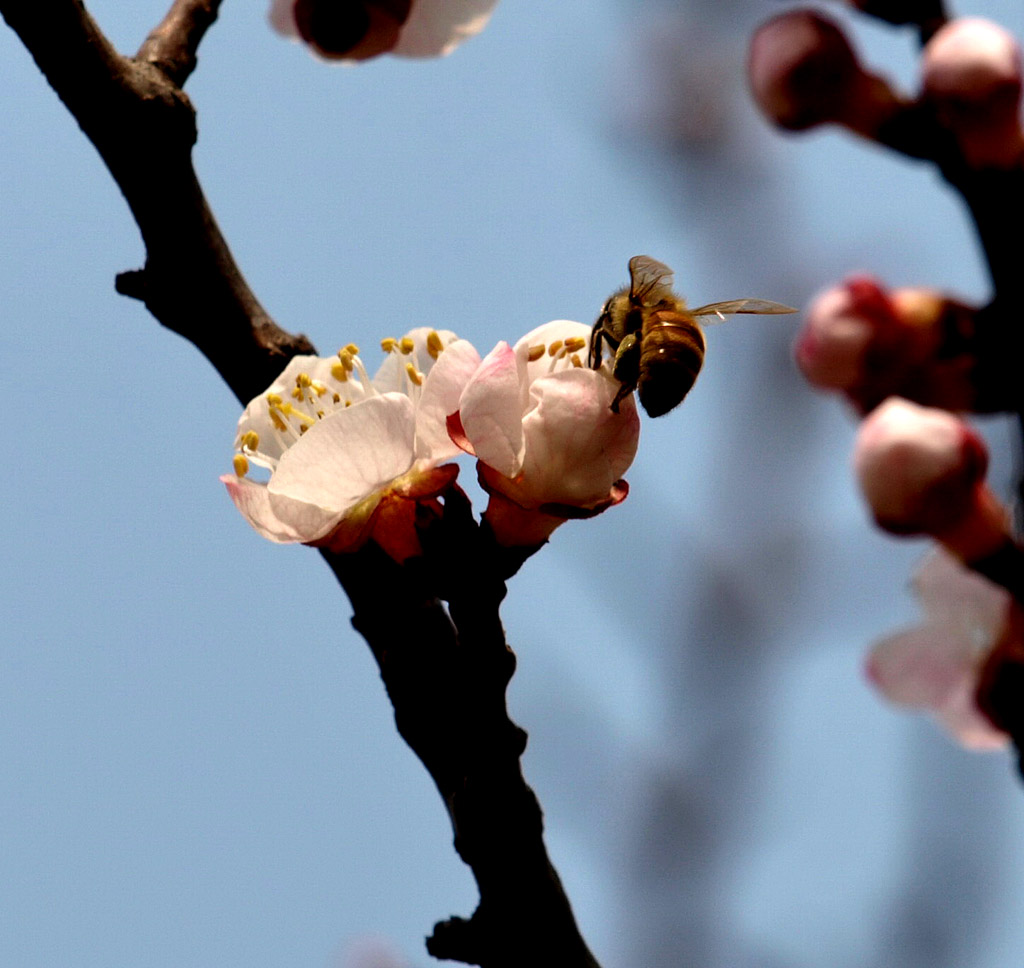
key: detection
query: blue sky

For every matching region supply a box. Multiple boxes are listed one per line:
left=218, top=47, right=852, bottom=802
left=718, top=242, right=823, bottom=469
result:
left=4, top=1, right=1024, bottom=966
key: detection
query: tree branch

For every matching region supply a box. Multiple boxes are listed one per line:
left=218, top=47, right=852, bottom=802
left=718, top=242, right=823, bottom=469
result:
left=137, top=0, right=223, bottom=87
left=2, top=1, right=603, bottom=962
left=0, top=0, right=314, bottom=405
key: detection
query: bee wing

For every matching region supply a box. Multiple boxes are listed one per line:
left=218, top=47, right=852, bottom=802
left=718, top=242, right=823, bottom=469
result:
left=628, top=255, right=675, bottom=307
left=689, top=298, right=797, bottom=322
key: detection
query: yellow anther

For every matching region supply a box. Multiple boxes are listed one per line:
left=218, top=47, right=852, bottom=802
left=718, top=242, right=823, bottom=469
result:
left=399, top=337, right=415, bottom=355
left=233, top=454, right=249, bottom=477
left=312, top=381, right=328, bottom=397
left=345, top=343, right=360, bottom=356
left=426, top=330, right=444, bottom=359
left=564, top=337, right=586, bottom=353
left=290, top=386, right=304, bottom=400
left=280, top=403, right=315, bottom=427
left=299, top=424, right=308, bottom=435
left=241, top=431, right=260, bottom=451
left=266, top=393, right=283, bottom=406
left=331, top=362, right=349, bottom=383
left=405, top=362, right=424, bottom=386
left=338, top=350, right=355, bottom=372
left=296, top=372, right=312, bottom=388
left=345, top=400, right=352, bottom=407
left=269, top=408, right=287, bottom=432
left=527, top=344, right=545, bottom=362
left=570, top=353, right=583, bottom=367
left=332, top=393, right=341, bottom=403
left=381, top=337, right=398, bottom=353
left=547, top=340, right=564, bottom=357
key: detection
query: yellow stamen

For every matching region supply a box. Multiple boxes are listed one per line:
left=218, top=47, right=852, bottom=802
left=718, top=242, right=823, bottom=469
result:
left=405, top=362, right=424, bottom=386
left=381, top=337, right=398, bottom=353
left=332, top=393, right=341, bottom=403
left=296, top=372, right=312, bottom=388
left=426, top=330, right=444, bottom=359
left=299, top=424, right=308, bottom=435
left=338, top=350, right=355, bottom=372
left=547, top=340, right=564, bottom=356
left=233, top=454, right=249, bottom=477
left=280, top=402, right=315, bottom=427
left=571, top=353, right=583, bottom=367
left=345, top=400, right=352, bottom=407
left=312, top=381, right=328, bottom=397
left=269, top=409, right=287, bottom=433
left=331, top=363, right=349, bottom=383
left=290, top=386, right=304, bottom=400
left=345, top=343, right=360, bottom=356
left=527, top=344, right=545, bottom=362
left=400, top=337, right=415, bottom=355
left=564, top=337, right=586, bottom=353
left=266, top=393, right=283, bottom=406
left=317, top=410, right=324, bottom=419
left=241, top=431, right=260, bottom=451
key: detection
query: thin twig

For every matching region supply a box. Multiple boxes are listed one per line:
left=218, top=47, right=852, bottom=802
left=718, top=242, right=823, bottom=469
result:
left=137, top=0, right=223, bottom=87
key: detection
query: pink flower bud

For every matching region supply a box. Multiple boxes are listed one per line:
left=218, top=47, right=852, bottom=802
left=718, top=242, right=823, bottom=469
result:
left=854, top=398, right=1009, bottom=560
left=796, top=276, right=978, bottom=412
left=748, top=11, right=903, bottom=137
left=922, top=18, right=1024, bottom=168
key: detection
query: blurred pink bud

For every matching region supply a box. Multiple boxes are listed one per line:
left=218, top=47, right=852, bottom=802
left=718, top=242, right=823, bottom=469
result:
left=922, top=17, right=1024, bottom=168
left=269, top=0, right=498, bottom=62
left=796, top=276, right=978, bottom=412
left=854, top=398, right=1011, bottom=561
left=748, top=11, right=903, bottom=136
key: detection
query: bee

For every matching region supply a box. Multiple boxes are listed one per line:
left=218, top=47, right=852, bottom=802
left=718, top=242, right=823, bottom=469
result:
left=588, top=255, right=797, bottom=417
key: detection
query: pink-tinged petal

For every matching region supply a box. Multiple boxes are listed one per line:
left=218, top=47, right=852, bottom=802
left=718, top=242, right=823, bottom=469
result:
left=268, top=393, right=416, bottom=519
left=415, top=338, right=482, bottom=460
left=222, top=474, right=339, bottom=544
left=934, top=680, right=1010, bottom=750
left=795, top=284, right=880, bottom=390
left=517, top=369, right=640, bottom=507
left=458, top=341, right=526, bottom=477
left=392, top=0, right=499, bottom=57
left=866, top=625, right=975, bottom=708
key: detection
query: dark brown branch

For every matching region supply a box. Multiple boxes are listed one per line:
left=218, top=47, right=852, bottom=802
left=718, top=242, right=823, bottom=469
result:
left=324, top=490, right=600, bottom=967
left=137, top=0, right=223, bottom=87
left=0, top=0, right=314, bottom=404
left=2, top=1, right=604, bottom=962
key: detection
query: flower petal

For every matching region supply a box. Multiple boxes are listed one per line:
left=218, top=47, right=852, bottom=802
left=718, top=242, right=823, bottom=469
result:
left=458, top=341, right=526, bottom=477
left=415, top=338, right=482, bottom=460
left=392, top=0, right=499, bottom=57
left=866, top=624, right=975, bottom=708
left=267, top=393, right=416, bottom=522
left=372, top=327, right=459, bottom=393
left=517, top=368, right=640, bottom=507
left=222, top=474, right=340, bottom=544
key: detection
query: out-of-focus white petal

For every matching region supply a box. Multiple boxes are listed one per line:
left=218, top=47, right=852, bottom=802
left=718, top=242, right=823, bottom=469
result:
left=934, top=681, right=1010, bottom=749
left=268, top=393, right=416, bottom=514
left=458, top=341, right=526, bottom=477
left=913, top=548, right=1011, bottom=640
left=392, top=0, right=499, bottom=57
left=415, top=338, right=482, bottom=460
left=866, top=625, right=974, bottom=708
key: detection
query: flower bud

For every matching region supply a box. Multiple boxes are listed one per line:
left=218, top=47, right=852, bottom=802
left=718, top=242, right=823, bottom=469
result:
left=922, top=18, right=1024, bottom=168
left=748, top=11, right=903, bottom=137
left=854, top=398, right=1009, bottom=561
left=796, top=276, right=978, bottom=412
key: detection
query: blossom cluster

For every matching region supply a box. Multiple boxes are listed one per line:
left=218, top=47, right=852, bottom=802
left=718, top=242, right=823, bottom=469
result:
left=222, top=324, right=639, bottom=561
left=749, top=8, right=1024, bottom=748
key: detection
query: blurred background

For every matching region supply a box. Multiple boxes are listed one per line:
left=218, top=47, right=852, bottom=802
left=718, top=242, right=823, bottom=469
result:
left=4, top=1, right=1024, bottom=965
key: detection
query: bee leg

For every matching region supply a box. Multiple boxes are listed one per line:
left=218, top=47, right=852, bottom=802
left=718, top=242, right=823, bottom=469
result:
left=589, top=319, right=612, bottom=368
left=608, top=334, right=640, bottom=413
